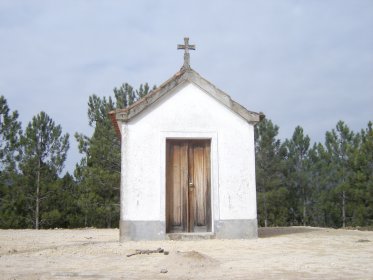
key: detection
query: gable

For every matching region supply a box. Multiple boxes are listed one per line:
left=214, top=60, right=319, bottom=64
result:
left=127, top=83, right=252, bottom=130
left=109, top=68, right=263, bottom=136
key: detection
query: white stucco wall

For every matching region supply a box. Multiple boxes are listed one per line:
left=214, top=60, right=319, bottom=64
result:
left=121, top=82, right=257, bottom=225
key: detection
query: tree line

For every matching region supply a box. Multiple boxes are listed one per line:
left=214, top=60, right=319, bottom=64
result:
left=1, top=84, right=372, bottom=229
left=255, top=119, right=373, bottom=228
left=0, top=83, right=154, bottom=229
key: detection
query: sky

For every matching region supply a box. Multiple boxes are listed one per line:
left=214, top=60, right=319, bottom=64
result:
left=1, top=0, right=372, bottom=174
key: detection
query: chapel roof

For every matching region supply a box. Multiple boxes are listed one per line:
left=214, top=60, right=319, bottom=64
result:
left=109, top=67, right=263, bottom=137
left=109, top=38, right=264, bottom=137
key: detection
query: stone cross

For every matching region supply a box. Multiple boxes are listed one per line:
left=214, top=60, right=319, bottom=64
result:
left=177, top=37, right=195, bottom=69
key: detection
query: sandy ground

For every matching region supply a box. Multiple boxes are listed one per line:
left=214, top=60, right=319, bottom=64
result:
left=0, top=227, right=372, bottom=280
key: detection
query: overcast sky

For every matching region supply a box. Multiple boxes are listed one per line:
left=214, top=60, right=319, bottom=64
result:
left=1, top=0, right=372, bottom=174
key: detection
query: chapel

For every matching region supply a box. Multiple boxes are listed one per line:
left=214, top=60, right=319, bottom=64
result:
left=110, top=38, right=262, bottom=240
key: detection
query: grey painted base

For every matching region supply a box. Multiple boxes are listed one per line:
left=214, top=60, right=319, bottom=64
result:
left=120, top=220, right=165, bottom=241
left=167, top=232, right=215, bottom=240
left=119, top=219, right=257, bottom=241
left=214, top=219, right=258, bottom=239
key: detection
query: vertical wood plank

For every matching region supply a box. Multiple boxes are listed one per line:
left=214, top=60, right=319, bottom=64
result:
left=188, top=143, right=195, bottom=232
left=166, top=140, right=189, bottom=233
left=165, top=140, right=171, bottom=233
left=193, top=142, right=206, bottom=226
left=205, top=141, right=212, bottom=231
left=180, top=141, right=188, bottom=232
left=172, top=144, right=181, bottom=226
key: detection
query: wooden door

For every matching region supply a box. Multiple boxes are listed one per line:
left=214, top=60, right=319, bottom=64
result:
left=166, top=139, right=211, bottom=233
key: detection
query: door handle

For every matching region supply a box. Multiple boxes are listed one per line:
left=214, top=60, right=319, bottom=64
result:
left=189, top=182, right=194, bottom=189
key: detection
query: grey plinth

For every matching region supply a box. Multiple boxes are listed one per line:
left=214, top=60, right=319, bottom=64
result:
left=120, top=220, right=165, bottom=241
left=214, top=219, right=258, bottom=239
left=119, top=219, right=257, bottom=241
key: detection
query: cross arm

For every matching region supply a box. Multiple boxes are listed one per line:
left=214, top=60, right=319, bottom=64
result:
left=177, top=44, right=196, bottom=50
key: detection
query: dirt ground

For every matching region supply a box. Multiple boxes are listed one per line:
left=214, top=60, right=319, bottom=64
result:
left=0, top=227, right=372, bottom=279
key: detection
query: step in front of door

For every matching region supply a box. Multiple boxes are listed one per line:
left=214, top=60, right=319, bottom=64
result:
left=167, top=232, right=216, bottom=240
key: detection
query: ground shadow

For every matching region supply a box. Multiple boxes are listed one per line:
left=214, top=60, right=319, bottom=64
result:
left=258, top=226, right=323, bottom=238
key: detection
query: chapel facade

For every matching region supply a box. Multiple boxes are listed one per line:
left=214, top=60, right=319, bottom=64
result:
left=110, top=38, right=262, bottom=240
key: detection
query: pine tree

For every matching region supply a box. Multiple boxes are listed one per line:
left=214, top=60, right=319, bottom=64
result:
left=20, top=112, right=69, bottom=229
left=324, top=121, right=356, bottom=227
left=350, top=122, right=373, bottom=226
left=284, top=126, right=311, bottom=226
left=0, top=96, right=24, bottom=228
left=306, top=142, right=337, bottom=227
left=360, top=122, right=373, bottom=226
left=255, top=118, right=288, bottom=227
left=43, top=172, right=80, bottom=228
left=0, top=95, right=22, bottom=171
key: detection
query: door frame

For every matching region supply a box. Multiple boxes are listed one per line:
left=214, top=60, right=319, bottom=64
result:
left=160, top=131, right=219, bottom=234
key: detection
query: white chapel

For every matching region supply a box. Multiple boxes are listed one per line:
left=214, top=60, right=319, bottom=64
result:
left=110, top=38, right=262, bottom=241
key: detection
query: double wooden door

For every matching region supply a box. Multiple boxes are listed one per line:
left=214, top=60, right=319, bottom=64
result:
left=166, top=139, right=211, bottom=233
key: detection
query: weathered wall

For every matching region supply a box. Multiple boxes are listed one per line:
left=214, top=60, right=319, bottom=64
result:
left=120, top=82, right=257, bottom=240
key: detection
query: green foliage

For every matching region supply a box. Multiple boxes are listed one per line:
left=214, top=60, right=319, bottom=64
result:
left=113, top=83, right=155, bottom=109
left=349, top=122, right=373, bottom=226
left=20, top=112, right=69, bottom=229
left=323, top=121, right=357, bottom=227
left=283, top=126, right=311, bottom=226
left=306, top=143, right=332, bottom=226
left=255, top=119, right=373, bottom=228
left=0, top=96, right=24, bottom=228
left=255, top=118, right=288, bottom=226
left=22, top=112, right=69, bottom=174
left=0, top=95, right=22, bottom=170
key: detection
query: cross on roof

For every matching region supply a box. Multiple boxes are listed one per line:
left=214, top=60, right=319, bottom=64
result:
left=177, top=37, right=195, bottom=70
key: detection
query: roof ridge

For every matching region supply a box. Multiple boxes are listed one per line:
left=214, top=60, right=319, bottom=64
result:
left=109, top=68, right=263, bottom=137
